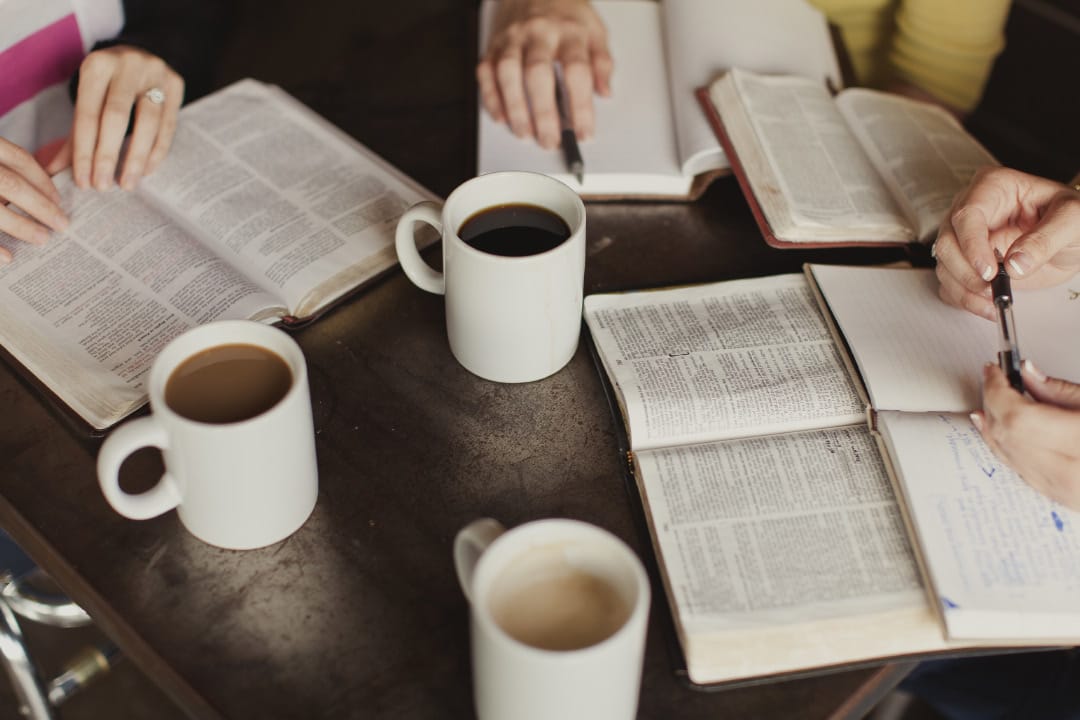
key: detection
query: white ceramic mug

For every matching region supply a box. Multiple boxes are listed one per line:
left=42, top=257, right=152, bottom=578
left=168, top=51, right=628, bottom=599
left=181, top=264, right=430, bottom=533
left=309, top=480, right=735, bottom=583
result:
left=395, top=171, right=586, bottom=383
left=96, top=320, right=318, bottom=550
left=454, top=518, right=650, bottom=720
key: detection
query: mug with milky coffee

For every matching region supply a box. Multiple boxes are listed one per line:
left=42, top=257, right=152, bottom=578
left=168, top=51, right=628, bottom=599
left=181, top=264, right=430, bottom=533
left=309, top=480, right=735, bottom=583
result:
left=96, top=320, right=318, bottom=550
left=395, top=171, right=586, bottom=383
left=454, top=518, right=650, bottom=720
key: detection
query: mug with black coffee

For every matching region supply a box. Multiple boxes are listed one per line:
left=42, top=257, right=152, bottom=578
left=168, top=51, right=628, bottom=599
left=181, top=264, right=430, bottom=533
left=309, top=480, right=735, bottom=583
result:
left=395, top=171, right=586, bottom=383
left=454, top=518, right=650, bottom=720
left=96, top=320, right=318, bottom=550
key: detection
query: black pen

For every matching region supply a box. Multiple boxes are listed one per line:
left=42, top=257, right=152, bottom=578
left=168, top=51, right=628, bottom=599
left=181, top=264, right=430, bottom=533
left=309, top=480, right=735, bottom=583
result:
left=991, top=251, right=1024, bottom=393
left=553, top=64, right=584, bottom=184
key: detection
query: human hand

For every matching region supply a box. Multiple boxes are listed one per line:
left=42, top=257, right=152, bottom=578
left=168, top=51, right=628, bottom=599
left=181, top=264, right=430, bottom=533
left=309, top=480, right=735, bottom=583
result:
left=477, top=0, right=613, bottom=149
left=45, top=45, right=184, bottom=191
left=934, top=167, right=1080, bottom=320
left=972, top=362, right=1080, bottom=511
left=0, top=138, right=69, bottom=261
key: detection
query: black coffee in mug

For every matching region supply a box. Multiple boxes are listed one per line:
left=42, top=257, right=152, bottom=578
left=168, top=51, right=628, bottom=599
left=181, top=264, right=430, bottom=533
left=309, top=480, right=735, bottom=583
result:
left=165, top=343, right=293, bottom=424
left=459, top=204, right=571, bottom=257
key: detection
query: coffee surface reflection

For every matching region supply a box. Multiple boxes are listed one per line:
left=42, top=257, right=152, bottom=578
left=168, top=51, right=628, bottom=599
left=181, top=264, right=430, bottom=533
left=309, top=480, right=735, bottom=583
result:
left=491, top=569, right=631, bottom=651
left=459, top=203, right=571, bottom=257
left=165, top=343, right=292, bottom=424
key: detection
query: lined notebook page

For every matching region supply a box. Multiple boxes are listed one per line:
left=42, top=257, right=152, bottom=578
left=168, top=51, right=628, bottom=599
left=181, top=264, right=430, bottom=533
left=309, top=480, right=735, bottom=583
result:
left=809, top=265, right=1080, bottom=413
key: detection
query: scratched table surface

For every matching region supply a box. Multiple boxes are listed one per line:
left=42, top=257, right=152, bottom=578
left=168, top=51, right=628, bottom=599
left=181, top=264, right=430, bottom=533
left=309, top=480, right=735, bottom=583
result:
left=0, top=1, right=913, bottom=718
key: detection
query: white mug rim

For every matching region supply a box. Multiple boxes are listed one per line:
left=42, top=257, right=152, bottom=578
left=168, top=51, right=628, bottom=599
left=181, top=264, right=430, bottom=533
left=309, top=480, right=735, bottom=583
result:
left=147, top=320, right=307, bottom=430
left=470, top=519, right=649, bottom=659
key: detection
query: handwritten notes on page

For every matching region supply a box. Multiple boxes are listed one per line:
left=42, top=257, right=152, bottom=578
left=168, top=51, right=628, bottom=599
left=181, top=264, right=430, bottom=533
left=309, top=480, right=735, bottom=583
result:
left=878, top=410, right=1080, bottom=641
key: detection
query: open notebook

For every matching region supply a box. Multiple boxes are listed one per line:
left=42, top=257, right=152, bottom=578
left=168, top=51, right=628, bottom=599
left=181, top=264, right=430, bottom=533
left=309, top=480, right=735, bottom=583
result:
left=477, top=0, right=841, bottom=199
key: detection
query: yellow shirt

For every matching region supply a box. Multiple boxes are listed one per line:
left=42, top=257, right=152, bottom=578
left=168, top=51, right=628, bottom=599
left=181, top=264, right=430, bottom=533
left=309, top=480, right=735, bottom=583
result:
left=810, top=0, right=1011, bottom=112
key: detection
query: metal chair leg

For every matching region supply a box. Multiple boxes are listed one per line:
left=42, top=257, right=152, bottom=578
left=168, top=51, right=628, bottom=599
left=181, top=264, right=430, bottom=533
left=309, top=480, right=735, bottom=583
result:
left=0, top=570, right=120, bottom=718
left=0, top=590, right=56, bottom=720
left=2, top=568, right=92, bottom=629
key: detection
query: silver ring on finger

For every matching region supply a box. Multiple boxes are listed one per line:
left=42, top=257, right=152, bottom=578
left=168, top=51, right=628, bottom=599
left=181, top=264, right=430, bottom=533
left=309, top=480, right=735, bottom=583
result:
left=144, top=87, right=166, bottom=105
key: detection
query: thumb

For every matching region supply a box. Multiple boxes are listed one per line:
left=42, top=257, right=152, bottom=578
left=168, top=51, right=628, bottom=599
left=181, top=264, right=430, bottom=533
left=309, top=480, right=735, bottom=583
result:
left=1022, top=361, right=1080, bottom=410
left=1004, top=189, right=1080, bottom=279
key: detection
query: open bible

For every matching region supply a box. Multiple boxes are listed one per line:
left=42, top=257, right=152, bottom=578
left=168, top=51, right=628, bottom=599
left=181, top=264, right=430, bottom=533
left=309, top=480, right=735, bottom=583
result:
left=584, top=265, right=1080, bottom=685
left=477, top=0, right=841, bottom=200
left=700, top=69, right=996, bottom=246
left=0, top=79, right=434, bottom=430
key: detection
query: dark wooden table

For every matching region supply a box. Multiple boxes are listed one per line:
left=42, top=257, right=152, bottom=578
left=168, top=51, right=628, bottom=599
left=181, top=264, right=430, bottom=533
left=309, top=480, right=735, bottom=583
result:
left=1, top=1, right=917, bottom=717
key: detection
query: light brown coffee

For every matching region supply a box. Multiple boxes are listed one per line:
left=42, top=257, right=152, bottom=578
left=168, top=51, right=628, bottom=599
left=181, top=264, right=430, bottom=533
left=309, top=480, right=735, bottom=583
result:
left=491, top=569, right=631, bottom=651
left=165, top=343, right=292, bottom=424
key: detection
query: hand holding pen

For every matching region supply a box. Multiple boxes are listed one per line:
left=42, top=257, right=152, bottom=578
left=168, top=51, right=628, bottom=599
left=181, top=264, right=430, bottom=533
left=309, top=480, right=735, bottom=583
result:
left=477, top=0, right=613, bottom=149
left=933, top=167, right=1080, bottom=321
left=939, top=167, right=1080, bottom=508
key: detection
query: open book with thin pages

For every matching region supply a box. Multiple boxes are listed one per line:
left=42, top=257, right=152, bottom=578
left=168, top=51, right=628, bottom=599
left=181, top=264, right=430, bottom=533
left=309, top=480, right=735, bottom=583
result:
left=0, top=79, right=435, bottom=431
left=697, top=69, right=996, bottom=247
left=584, top=264, right=1080, bottom=686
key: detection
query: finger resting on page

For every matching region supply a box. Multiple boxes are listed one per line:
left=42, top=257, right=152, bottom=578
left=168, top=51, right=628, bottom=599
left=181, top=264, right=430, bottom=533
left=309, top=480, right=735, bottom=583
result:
left=143, top=74, right=183, bottom=177
left=494, top=45, right=532, bottom=139
left=92, top=83, right=142, bottom=191
left=2, top=141, right=62, bottom=206
left=0, top=203, right=52, bottom=247
left=560, top=46, right=595, bottom=139
left=0, top=167, right=67, bottom=233
left=72, top=55, right=115, bottom=189
left=477, top=62, right=507, bottom=123
left=121, top=98, right=163, bottom=189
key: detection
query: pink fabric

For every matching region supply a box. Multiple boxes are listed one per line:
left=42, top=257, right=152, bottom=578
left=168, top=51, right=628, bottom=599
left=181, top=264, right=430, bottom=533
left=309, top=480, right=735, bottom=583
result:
left=0, top=14, right=83, bottom=117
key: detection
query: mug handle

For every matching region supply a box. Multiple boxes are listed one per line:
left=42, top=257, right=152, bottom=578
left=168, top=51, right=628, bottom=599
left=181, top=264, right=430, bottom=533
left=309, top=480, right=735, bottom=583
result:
left=453, top=518, right=506, bottom=604
left=96, top=417, right=182, bottom=520
left=394, top=201, right=445, bottom=295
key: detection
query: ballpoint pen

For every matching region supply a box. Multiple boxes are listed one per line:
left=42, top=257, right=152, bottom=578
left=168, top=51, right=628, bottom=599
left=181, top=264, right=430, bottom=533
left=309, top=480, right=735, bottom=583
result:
left=553, top=64, right=585, bottom=185
left=992, top=250, right=1024, bottom=393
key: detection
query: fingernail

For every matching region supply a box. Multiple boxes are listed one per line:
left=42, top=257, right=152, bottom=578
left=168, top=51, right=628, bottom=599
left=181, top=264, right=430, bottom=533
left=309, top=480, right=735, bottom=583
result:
left=1022, top=359, right=1047, bottom=382
left=121, top=174, right=138, bottom=190
left=94, top=166, right=114, bottom=190
left=54, top=214, right=69, bottom=231
left=979, top=264, right=996, bottom=282
left=969, top=412, right=984, bottom=433
left=0, top=254, right=11, bottom=265
left=74, top=172, right=89, bottom=189
left=1007, top=252, right=1030, bottom=277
